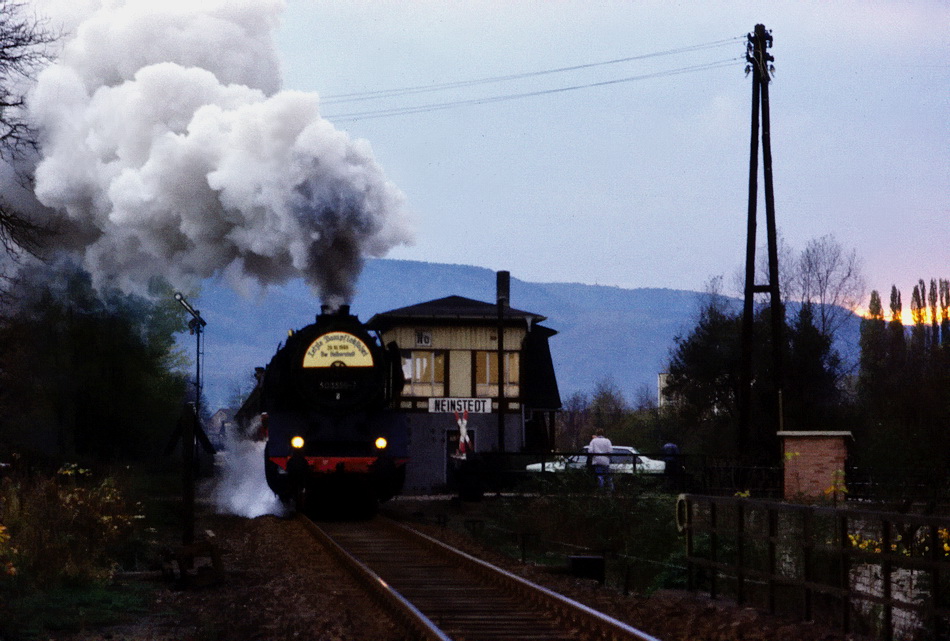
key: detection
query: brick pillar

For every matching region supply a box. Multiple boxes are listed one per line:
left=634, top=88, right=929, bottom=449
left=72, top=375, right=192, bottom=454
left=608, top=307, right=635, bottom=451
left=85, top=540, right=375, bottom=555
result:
left=778, top=431, right=851, bottom=502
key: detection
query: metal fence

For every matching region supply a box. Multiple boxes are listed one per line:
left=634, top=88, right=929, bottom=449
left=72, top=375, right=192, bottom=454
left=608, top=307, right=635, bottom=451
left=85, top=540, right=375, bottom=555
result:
left=679, top=494, right=950, bottom=641
left=847, top=466, right=950, bottom=507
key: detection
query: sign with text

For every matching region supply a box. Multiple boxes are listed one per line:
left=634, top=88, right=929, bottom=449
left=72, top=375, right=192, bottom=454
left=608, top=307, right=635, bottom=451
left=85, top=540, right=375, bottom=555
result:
left=302, top=332, right=373, bottom=368
left=428, top=398, right=491, bottom=414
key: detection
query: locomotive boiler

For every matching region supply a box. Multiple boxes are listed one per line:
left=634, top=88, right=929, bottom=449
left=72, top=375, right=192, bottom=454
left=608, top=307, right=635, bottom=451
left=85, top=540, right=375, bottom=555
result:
left=260, top=305, right=408, bottom=516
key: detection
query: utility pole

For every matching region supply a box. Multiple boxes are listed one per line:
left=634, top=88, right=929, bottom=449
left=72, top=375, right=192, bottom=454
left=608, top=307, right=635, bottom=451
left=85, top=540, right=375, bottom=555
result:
left=739, top=24, right=784, bottom=458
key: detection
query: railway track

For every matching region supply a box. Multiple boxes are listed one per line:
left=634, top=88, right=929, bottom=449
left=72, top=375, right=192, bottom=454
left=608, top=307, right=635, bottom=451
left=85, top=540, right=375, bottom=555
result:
left=300, top=515, right=662, bottom=641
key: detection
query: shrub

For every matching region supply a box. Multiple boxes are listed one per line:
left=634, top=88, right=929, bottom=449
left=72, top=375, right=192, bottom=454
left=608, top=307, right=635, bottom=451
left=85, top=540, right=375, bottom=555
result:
left=481, top=490, right=683, bottom=592
left=0, top=464, right=143, bottom=591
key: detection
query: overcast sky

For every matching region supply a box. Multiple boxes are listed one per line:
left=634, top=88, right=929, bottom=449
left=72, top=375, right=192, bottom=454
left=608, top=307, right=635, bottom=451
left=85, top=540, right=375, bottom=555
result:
left=275, top=1, right=947, bottom=304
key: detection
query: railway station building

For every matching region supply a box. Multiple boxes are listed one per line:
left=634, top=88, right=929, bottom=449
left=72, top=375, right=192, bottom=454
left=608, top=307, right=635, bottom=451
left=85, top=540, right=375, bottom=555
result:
left=368, top=272, right=562, bottom=495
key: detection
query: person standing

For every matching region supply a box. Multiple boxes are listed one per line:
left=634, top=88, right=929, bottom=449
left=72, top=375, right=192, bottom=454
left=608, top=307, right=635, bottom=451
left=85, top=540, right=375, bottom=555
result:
left=662, top=442, right=685, bottom=491
left=589, top=429, right=614, bottom=491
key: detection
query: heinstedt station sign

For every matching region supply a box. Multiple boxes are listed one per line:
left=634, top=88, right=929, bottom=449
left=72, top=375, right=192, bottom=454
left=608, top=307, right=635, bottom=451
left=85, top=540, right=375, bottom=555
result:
left=428, top=398, right=491, bottom=414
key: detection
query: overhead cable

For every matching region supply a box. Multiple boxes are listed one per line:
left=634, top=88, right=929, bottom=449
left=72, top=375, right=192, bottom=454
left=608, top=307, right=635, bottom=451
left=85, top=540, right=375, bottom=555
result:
left=325, top=58, right=741, bottom=122
left=322, top=36, right=744, bottom=105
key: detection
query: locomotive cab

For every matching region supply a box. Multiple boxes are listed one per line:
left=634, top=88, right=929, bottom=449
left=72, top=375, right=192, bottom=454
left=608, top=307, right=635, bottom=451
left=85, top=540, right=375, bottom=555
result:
left=261, top=305, right=408, bottom=516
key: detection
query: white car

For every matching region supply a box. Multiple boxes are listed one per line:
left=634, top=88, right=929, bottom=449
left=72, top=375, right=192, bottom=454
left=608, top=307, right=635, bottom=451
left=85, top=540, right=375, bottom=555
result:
left=525, top=445, right=665, bottom=475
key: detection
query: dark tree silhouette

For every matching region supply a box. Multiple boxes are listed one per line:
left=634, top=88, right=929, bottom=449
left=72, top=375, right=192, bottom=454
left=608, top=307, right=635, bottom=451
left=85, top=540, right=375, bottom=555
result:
left=0, top=261, right=189, bottom=459
left=0, top=0, right=56, bottom=257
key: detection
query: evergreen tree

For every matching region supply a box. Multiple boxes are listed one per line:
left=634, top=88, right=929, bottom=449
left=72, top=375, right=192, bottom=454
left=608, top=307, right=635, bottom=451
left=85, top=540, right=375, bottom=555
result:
left=856, top=289, right=903, bottom=469
left=857, top=290, right=887, bottom=407
left=887, top=285, right=906, bottom=367
left=910, top=280, right=928, bottom=351
left=665, top=291, right=850, bottom=462
left=929, top=278, right=940, bottom=347
left=664, top=296, right=743, bottom=457
left=941, top=279, right=950, bottom=348
left=857, top=280, right=950, bottom=476
left=785, top=302, right=842, bottom=431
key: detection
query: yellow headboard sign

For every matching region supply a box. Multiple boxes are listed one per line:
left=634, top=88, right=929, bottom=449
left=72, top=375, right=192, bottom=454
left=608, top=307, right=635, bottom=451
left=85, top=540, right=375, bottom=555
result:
left=303, top=332, right=374, bottom=368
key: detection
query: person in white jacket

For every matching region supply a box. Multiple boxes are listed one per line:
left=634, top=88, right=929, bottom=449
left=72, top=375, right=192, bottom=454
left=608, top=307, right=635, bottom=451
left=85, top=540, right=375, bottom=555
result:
left=588, top=429, right=614, bottom=491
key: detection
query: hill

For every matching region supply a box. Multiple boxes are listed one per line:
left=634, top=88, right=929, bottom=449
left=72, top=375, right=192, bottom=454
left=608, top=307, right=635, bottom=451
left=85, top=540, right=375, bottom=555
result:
left=190, top=258, right=858, bottom=411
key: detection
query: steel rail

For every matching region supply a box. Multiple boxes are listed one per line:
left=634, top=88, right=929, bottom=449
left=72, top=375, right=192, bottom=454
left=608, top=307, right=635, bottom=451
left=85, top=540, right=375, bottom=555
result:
left=388, top=518, right=664, bottom=641
left=306, top=513, right=663, bottom=641
left=298, top=515, right=452, bottom=641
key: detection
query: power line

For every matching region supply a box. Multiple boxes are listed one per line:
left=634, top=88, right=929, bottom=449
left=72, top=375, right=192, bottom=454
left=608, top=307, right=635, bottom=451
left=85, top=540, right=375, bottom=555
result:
left=321, top=36, right=743, bottom=105
left=325, top=57, right=741, bottom=122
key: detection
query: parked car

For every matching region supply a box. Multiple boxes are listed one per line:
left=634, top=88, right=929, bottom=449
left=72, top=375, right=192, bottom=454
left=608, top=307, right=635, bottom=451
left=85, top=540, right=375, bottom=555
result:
left=525, top=445, right=665, bottom=474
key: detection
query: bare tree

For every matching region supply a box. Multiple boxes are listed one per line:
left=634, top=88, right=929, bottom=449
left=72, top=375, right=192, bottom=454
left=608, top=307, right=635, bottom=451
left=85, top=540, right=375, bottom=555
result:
left=0, top=0, right=56, bottom=257
left=632, top=382, right=657, bottom=412
left=793, top=235, right=866, bottom=340
left=750, top=234, right=864, bottom=342
left=589, top=378, right=627, bottom=434
left=556, top=391, right=591, bottom=450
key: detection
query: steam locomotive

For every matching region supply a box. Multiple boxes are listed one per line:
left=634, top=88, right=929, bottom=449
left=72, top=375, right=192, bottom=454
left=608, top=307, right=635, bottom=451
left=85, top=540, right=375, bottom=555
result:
left=260, top=305, right=408, bottom=516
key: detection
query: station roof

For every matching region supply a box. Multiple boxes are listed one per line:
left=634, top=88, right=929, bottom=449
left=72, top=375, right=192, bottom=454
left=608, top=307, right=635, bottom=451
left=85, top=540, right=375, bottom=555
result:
left=367, top=295, right=548, bottom=330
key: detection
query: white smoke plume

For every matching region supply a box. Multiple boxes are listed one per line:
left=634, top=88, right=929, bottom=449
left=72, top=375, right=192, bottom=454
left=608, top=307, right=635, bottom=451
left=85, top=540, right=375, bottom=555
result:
left=208, top=425, right=286, bottom=519
left=25, top=0, right=412, bottom=304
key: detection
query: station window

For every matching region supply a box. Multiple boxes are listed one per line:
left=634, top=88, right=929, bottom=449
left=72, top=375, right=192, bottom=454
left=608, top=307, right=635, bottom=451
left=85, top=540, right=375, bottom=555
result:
left=473, top=351, right=519, bottom=398
left=401, top=350, right=446, bottom=398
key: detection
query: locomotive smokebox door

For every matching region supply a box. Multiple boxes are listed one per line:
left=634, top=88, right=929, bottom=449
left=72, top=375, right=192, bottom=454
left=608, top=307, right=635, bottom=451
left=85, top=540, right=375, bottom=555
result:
left=297, top=328, right=384, bottom=410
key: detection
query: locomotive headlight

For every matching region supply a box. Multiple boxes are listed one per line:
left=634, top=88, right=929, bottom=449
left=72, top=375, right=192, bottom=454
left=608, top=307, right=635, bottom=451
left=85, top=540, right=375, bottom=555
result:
left=374, top=437, right=388, bottom=450
left=290, top=436, right=305, bottom=449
